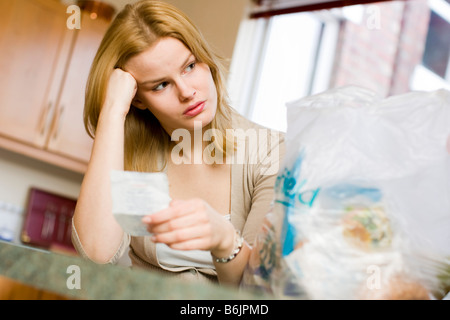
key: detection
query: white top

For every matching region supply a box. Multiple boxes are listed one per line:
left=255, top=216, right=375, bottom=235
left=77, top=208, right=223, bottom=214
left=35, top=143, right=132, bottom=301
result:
left=156, top=214, right=231, bottom=269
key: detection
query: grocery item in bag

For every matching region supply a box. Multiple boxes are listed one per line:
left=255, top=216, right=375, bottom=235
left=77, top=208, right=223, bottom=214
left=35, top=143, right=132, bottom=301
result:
left=241, top=86, right=450, bottom=299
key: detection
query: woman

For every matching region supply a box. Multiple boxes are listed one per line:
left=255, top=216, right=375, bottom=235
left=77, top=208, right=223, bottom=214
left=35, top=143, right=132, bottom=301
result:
left=72, top=0, right=284, bottom=286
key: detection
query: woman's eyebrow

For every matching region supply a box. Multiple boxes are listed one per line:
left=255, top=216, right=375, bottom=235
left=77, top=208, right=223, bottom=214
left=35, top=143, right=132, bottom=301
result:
left=139, top=77, right=166, bottom=86
left=138, top=54, right=195, bottom=86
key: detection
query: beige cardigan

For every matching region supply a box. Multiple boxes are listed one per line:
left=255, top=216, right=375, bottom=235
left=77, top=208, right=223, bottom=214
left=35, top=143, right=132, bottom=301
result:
left=72, top=113, right=285, bottom=284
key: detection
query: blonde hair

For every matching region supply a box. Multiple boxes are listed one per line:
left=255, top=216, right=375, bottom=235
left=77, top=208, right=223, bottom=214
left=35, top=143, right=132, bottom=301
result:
left=84, top=0, right=235, bottom=172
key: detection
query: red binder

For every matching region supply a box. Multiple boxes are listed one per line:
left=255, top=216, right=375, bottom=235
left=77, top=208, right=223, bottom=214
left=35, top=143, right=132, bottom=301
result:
left=21, top=188, right=77, bottom=254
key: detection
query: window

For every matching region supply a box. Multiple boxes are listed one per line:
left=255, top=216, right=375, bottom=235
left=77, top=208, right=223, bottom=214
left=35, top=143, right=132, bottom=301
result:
left=422, top=11, right=450, bottom=79
left=411, top=0, right=450, bottom=91
left=228, top=11, right=339, bottom=132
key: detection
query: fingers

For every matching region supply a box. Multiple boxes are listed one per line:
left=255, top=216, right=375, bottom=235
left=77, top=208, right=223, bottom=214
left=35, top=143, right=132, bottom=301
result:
left=103, top=69, right=138, bottom=117
left=151, top=224, right=212, bottom=250
left=149, top=210, right=200, bottom=234
left=143, top=199, right=206, bottom=226
left=142, top=199, right=217, bottom=250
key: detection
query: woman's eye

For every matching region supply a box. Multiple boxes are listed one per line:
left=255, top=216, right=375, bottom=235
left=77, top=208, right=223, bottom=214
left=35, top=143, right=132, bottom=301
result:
left=153, top=82, right=168, bottom=92
left=184, top=62, right=196, bottom=73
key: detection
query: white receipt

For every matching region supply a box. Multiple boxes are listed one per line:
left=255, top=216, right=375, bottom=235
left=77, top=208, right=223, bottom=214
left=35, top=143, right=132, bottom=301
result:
left=110, top=170, right=171, bottom=236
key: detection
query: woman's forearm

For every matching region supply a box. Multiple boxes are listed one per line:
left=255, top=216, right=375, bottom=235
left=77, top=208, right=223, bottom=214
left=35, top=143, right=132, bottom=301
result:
left=214, top=242, right=251, bottom=286
left=74, top=69, right=137, bottom=263
left=73, top=110, right=127, bottom=263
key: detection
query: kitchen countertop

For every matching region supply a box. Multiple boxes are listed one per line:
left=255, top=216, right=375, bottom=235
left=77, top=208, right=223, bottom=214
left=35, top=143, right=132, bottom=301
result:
left=0, top=241, right=265, bottom=300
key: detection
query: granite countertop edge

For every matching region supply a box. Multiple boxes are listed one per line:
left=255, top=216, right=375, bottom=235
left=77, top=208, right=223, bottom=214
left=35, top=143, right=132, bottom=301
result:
left=0, top=241, right=265, bottom=300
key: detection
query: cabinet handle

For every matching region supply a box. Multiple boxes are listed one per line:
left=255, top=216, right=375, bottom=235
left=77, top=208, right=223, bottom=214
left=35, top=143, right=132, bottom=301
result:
left=38, top=102, right=53, bottom=136
left=51, top=105, right=65, bottom=141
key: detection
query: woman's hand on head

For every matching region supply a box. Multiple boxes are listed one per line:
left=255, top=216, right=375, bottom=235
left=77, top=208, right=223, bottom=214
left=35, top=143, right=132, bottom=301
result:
left=102, top=68, right=138, bottom=119
left=142, top=199, right=236, bottom=258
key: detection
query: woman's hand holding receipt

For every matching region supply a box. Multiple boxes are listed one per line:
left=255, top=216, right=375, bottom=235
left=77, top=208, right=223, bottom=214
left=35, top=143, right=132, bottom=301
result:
left=143, top=198, right=251, bottom=284
left=143, top=199, right=235, bottom=259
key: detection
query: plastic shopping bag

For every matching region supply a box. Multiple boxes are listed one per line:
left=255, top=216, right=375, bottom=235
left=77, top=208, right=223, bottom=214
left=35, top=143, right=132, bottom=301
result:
left=241, top=86, right=450, bottom=299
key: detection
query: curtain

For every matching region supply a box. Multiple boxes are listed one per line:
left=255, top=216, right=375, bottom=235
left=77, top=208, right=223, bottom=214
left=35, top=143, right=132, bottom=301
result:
left=250, top=0, right=399, bottom=18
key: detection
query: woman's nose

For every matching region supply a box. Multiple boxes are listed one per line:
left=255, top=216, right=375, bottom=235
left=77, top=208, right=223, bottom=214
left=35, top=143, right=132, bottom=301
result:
left=177, top=79, right=196, bottom=101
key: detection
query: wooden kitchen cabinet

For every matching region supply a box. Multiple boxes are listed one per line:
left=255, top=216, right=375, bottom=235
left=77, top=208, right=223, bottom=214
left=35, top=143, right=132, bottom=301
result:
left=0, top=0, right=110, bottom=173
left=0, top=276, right=70, bottom=300
left=46, top=9, right=110, bottom=163
left=0, top=0, right=73, bottom=148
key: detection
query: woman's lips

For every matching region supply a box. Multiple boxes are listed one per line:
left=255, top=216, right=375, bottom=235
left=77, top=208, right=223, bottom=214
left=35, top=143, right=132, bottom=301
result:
left=183, top=101, right=206, bottom=117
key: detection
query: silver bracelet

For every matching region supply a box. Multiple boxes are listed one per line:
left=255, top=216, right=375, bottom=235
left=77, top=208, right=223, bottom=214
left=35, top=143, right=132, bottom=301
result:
left=212, top=230, right=244, bottom=263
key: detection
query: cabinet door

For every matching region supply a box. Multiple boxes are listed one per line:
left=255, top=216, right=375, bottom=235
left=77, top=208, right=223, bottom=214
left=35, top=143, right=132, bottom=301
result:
left=0, top=276, right=69, bottom=300
left=0, top=0, right=73, bottom=147
left=46, top=13, right=110, bottom=162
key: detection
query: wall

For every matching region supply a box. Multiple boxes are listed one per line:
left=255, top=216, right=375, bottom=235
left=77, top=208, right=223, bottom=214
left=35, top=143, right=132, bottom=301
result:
left=163, top=0, right=249, bottom=68
left=90, top=0, right=249, bottom=68
left=0, top=148, right=83, bottom=208
left=331, top=0, right=430, bottom=97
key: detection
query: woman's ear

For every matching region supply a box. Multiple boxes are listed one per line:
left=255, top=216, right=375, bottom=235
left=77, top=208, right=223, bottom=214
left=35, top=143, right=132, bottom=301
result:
left=132, top=96, right=147, bottom=110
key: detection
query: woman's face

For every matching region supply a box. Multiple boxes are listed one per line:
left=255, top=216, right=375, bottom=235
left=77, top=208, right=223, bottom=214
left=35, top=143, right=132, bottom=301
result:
left=124, top=37, right=218, bottom=135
